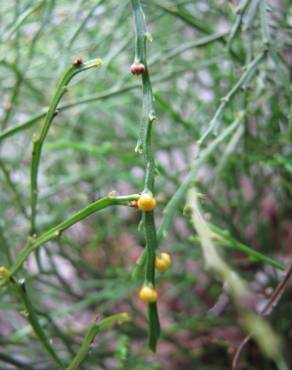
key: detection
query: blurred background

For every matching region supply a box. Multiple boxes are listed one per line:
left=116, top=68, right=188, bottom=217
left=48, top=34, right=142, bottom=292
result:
left=0, top=0, right=291, bottom=369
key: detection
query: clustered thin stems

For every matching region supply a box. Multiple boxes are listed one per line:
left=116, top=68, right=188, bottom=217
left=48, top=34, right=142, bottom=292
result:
left=131, top=0, right=160, bottom=351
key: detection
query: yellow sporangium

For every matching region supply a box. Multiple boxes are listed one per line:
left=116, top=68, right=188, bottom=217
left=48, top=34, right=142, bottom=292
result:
left=139, top=285, right=158, bottom=303
left=155, top=252, right=172, bottom=272
left=137, top=193, right=157, bottom=211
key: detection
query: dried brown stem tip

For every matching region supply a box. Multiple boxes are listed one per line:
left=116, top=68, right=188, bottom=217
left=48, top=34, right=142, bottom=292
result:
left=73, top=58, right=83, bottom=67
left=130, top=62, right=145, bottom=75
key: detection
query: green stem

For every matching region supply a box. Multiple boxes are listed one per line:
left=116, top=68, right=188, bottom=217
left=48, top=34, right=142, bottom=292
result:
left=198, top=52, right=266, bottom=145
left=5, top=193, right=139, bottom=279
left=29, top=58, right=103, bottom=234
left=227, top=0, right=251, bottom=49
left=65, top=313, right=130, bottom=370
left=11, top=279, right=65, bottom=369
left=259, top=0, right=271, bottom=47
left=189, top=223, right=285, bottom=271
left=131, top=0, right=160, bottom=352
left=158, top=114, right=244, bottom=241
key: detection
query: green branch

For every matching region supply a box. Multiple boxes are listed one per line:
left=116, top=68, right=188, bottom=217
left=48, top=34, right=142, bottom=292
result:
left=65, top=313, right=130, bottom=370
left=227, top=0, right=252, bottom=49
left=29, top=58, right=103, bottom=234
left=11, top=279, right=65, bottom=369
left=131, top=0, right=160, bottom=352
left=158, top=114, right=243, bottom=241
left=198, top=52, right=266, bottom=145
left=5, top=193, right=139, bottom=279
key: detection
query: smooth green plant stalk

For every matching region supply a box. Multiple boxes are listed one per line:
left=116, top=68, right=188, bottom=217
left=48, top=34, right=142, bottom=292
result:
left=131, top=0, right=160, bottom=352
left=4, top=193, right=139, bottom=280
left=11, top=278, right=65, bottom=369
left=65, top=313, right=130, bottom=370
left=186, top=188, right=288, bottom=370
left=29, top=58, right=103, bottom=234
left=198, top=52, right=266, bottom=145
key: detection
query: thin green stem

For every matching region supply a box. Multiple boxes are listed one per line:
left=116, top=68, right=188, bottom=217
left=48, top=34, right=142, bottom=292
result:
left=198, top=52, right=266, bottom=145
left=227, top=0, right=251, bottom=49
left=158, top=113, right=244, bottom=241
left=5, top=193, right=139, bottom=279
left=259, top=0, right=271, bottom=47
left=152, top=2, right=212, bottom=34
left=189, top=223, right=285, bottom=271
left=29, top=58, right=103, bottom=234
left=131, top=0, right=160, bottom=351
left=65, top=313, right=130, bottom=370
left=11, top=278, right=65, bottom=369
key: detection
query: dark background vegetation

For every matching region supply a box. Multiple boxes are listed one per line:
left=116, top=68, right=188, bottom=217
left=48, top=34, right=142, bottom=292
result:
left=0, top=0, right=291, bottom=369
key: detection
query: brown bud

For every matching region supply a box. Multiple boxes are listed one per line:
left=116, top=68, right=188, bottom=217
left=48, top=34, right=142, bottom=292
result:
left=130, top=63, right=145, bottom=75
left=73, top=58, right=83, bottom=67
